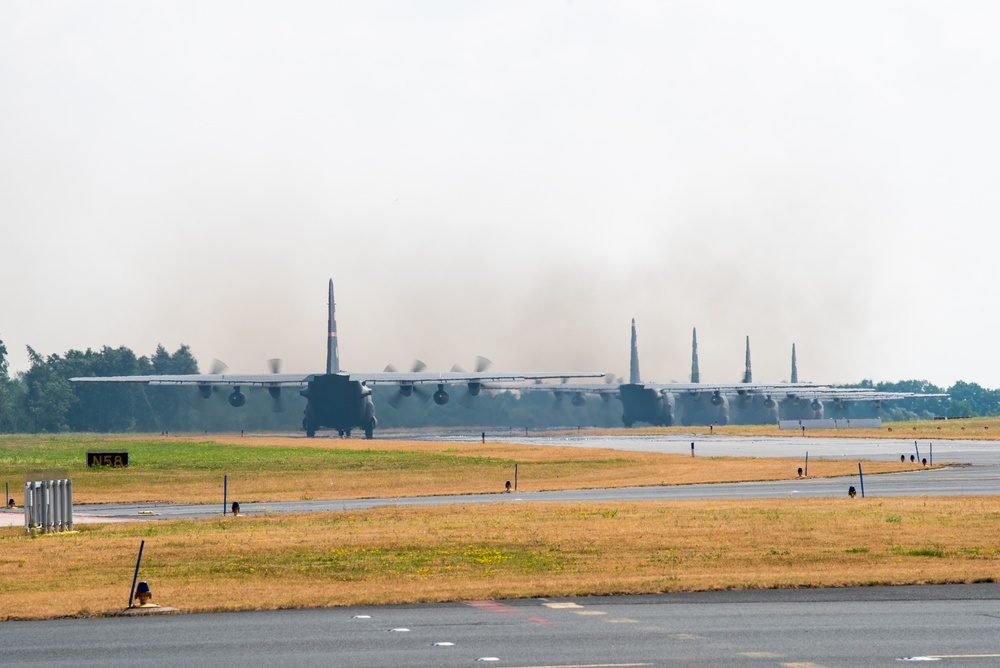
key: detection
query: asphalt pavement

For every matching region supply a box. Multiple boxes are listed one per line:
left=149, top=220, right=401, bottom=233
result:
left=3, top=584, right=999, bottom=667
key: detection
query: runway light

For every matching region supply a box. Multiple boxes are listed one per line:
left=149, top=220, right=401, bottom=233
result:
left=134, top=581, right=158, bottom=608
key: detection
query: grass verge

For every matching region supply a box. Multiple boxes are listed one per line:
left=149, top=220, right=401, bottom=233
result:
left=2, top=496, right=998, bottom=620
left=0, top=433, right=939, bottom=504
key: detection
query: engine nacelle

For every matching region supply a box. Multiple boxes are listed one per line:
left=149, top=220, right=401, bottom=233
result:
left=571, top=394, right=586, bottom=407
left=764, top=396, right=776, bottom=409
left=268, top=386, right=281, bottom=399
left=199, top=385, right=212, bottom=399
left=433, top=387, right=450, bottom=405
left=229, top=389, right=247, bottom=407
left=811, top=399, right=822, bottom=411
left=466, top=382, right=481, bottom=397
left=711, top=391, right=725, bottom=406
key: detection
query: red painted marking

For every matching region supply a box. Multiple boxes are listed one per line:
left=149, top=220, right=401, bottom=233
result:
left=464, top=601, right=551, bottom=625
left=465, top=600, right=517, bottom=614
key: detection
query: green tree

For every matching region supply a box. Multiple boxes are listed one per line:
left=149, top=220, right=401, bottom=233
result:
left=0, top=336, right=15, bottom=432
left=21, top=347, right=76, bottom=432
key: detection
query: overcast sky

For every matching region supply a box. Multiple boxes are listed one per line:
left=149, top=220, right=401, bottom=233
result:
left=2, top=1, right=998, bottom=388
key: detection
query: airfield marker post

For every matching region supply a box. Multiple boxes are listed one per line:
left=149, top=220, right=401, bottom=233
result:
left=691, top=442, right=695, bottom=457
left=514, top=464, right=518, bottom=491
left=858, top=463, right=865, bottom=498
left=223, top=475, right=227, bottom=516
left=128, top=540, right=145, bottom=608
left=805, top=452, right=809, bottom=477
left=914, top=441, right=920, bottom=462
left=930, top=442, right=933, bottom=465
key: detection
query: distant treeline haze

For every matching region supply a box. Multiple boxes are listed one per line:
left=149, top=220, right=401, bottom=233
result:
left=0, top=338, right=972, bottom=434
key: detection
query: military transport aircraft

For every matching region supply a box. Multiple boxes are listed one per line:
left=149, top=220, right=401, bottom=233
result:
left=518, top=321, right=945, bottom=427
left=70, top=280, right=605, bottom=438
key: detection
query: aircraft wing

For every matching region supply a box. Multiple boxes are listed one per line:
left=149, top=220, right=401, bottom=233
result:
left=350, top=371, right=606, bottom=385
left=70, top=371, right=606, bottom=387
left=502, top=380, right=946, bottom=400
left=70, top=373, right=315, bottom=388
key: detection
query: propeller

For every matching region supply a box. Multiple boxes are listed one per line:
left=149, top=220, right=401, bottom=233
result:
left=385, top=360, right=432, bottom=408
left=190, top=359, right=230, bottom=407
left=552, top=375, right=570, bottom=406
left=266, top=358, right=284, bottom=413
left=599, top=374, right=623, bottom=402
left=452, top=356, right=493, bottom=408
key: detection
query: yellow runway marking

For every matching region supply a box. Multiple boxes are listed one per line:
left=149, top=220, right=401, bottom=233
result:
left=669, top=633, right=708, bottom=640
left=606, top=618, right=639, bottom=623
left=574, top=610, right=607, bottom=616
left=542, top=602, right=584, bottom=609
left=741, top=652, right=780, bottom=658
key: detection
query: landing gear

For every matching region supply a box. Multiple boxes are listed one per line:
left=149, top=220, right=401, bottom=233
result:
left=303, top=417, right=316, bottom=438
left=364, top=424, right=374, bottom=439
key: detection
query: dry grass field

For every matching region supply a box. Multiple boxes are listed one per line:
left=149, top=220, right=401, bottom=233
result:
left=1, top=433, right=935, bottom=504
left=1, top=430, right=995, bottom=621
left=2, top=496, right=998, bottom=621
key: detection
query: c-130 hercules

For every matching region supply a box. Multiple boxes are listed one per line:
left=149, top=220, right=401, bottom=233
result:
left=71, top=280, right=604, bottom=438
left=523, top=320, right=944, bottom=427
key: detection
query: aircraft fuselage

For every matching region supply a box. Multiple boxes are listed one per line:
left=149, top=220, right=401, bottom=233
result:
left=301, top=373, right=376, bottom=438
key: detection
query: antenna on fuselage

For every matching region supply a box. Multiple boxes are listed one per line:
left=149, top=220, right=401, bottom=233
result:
left=327, top=279, right=340, bottom=374
left=629, top=318, right=641, bottom=384
left=691, top=327, right=700, bottom=383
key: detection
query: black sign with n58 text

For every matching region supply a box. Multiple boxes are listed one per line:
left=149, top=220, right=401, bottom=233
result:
left=87, top=452, right=128, bottom=468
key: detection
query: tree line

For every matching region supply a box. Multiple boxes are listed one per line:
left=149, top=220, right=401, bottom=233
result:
left=0, top=335, right=985, bottom=435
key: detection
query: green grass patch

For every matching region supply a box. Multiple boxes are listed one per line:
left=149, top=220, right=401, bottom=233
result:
left=0, top=434, right=513, bottom=475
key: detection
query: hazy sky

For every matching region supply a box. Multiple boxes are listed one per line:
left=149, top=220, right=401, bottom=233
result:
left=2, top=1, right=998, bottom=388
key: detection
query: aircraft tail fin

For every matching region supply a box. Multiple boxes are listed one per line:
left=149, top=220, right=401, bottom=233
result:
left=691, top=327, right=700, bottom=383
left=327, top=279, right=340, bottom=374
left=629, top=318, right=641, bottom=384
left=742, top=335, right=752, bottom=383
left=791, top=343, right=798, bottom=384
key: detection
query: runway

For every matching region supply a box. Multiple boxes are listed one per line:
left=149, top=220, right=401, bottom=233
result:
left=68, top=432, right=1000, bottom=523
left=6, top=433, right=1000, bottom=665
left=3, top=584, right=999, bottom=667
